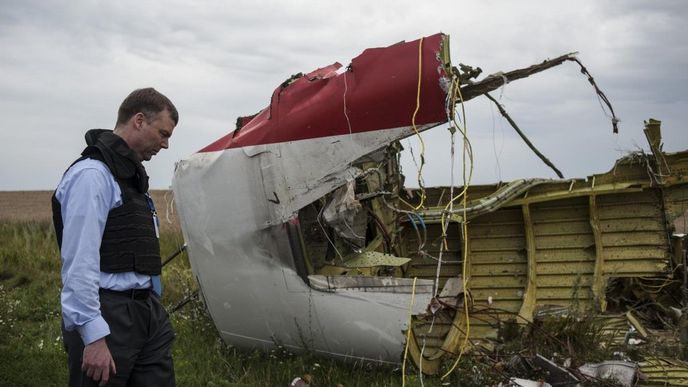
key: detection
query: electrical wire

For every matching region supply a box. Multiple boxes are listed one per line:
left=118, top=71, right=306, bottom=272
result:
left=401, top=277, right=418, bottom=387
left=410, top=37, right=427, bottom=211
left=441, top=69, right=475, bottom=380
left=316, top=203, right=345, bottom=261
left=418, top=314, right=436, bottom=387
left=343, top=70, right=353, bottom=142
left=406, top=213, right=423, bottom=255
left=406, top=212, right=427, bottom=250
left=399, top=41, right=477, bottom=378
left=419, top=250, right=462, bottom=264
left=490, top=94, right=504, bottom=181
left=403, top=69, right=477, bottom=380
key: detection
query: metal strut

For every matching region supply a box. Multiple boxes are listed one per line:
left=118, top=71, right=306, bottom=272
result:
left=162, top=243, right=187, bottom=267
left=484, top=92, right=564, bottom=179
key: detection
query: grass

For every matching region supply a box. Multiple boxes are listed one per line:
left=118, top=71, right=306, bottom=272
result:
left=0, top=221, right=444, bottom=386
left=1, top=221, right=682, bottom=386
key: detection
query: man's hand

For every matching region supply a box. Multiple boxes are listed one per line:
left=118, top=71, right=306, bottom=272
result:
left=82, top=337, right=116, bottom=386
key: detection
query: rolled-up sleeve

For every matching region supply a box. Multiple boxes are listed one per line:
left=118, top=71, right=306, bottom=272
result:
left=56, top=160, right=119, bottom=345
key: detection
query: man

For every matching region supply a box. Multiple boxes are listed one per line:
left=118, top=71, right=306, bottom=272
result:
left=52, top=88, right=179, bottom=386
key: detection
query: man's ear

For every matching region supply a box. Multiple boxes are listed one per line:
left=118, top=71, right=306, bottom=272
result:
left=133, top=112, right=146, bottom=130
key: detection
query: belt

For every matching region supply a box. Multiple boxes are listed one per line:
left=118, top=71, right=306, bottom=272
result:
left=100, top=288, right=151, bottom=300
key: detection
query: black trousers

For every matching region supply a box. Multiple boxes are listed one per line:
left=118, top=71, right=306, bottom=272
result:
left=63, top=289, right=176, bottom=387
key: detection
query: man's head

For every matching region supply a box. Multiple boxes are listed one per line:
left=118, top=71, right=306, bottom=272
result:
left=114, top=88, right=179, bottom=162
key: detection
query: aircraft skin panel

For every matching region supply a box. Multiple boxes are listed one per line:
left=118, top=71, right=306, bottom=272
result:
left=199, top=33, right=449, bottom=152
left=173, top=32, right=451, bottom=362
left=173, top=127, right=440, bottom=363
left=176, top=123, right=442, bottom=229
left=174, top=160, right=435, bottom=361
left=259, top=123, right=440, bottom=225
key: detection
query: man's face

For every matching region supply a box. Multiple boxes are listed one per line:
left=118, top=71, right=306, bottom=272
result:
left=132, top=109, right=176, bottom=161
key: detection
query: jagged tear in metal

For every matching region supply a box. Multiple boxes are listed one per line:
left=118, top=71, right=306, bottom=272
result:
left=321, top=180, right=366, bottom=249
left=172, top=32, right=688, bottom=384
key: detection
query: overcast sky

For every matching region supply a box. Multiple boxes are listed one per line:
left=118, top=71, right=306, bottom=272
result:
left=1, top=0, right=686, bottom=191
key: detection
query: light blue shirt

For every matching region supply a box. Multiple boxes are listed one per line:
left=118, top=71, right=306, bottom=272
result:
left=55, top=158, right=152, bottom=345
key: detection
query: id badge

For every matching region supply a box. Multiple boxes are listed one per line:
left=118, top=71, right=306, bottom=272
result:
left=153, top=213, right=160, bottom=238
left=145, top=193, right=161, bottom=239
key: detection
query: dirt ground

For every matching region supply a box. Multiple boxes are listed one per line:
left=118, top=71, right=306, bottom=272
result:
left=0, top=190, right=180, bottom=233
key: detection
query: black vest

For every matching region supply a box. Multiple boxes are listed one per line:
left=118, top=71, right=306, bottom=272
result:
left=52, top=129, right=162, bottom=275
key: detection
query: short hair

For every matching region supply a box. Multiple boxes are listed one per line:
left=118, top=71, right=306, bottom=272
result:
left=116, top=87, right=179, bottom=126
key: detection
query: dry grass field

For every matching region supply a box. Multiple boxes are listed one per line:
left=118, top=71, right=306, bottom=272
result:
left=0, top=190, right=180, bottom=232
left=0, top=190, right=54, bottom=223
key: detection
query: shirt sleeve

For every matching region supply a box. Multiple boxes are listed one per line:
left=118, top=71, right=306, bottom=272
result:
left=56, top=160, right=120, bottom=345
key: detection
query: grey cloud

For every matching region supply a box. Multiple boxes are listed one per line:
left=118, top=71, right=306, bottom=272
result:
left=0, top=0, right=686, bottom=190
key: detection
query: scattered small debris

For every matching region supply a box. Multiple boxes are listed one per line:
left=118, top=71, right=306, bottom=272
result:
left=506, top=378, right=552, bottom=387
left=289, top=373, right=312, bottom=386
left=578, top=360, right=637, bottom=387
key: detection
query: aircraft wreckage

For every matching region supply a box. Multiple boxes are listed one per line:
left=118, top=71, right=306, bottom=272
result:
left=172, top=33, right=688, bottom=383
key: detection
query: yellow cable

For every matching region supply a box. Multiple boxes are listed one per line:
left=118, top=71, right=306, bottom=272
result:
left=442, top=74, right=474, bottom=380
left=401, top=276, right=418, bottom=387
left=440, top=77, right=474, bottom=214
left=440, top=78, right=474, bottom=247
left=433, top=75, right=462, bottom=293
left=411, top=37, right=427, bottom=211
left=399, top=197, right=418, bottom=210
